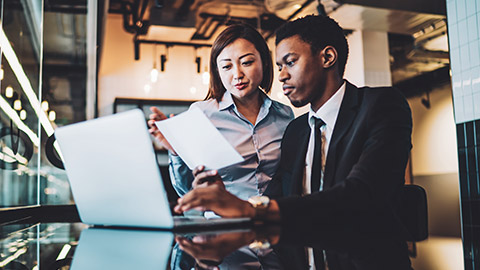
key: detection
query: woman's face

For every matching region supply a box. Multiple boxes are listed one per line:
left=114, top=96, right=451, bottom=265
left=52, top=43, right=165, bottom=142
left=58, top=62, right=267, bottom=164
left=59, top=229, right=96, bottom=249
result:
left=216, top=38, right=263, bottom=101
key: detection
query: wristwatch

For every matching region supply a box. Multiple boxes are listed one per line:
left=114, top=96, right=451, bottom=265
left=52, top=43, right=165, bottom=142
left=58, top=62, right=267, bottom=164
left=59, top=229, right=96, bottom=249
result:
left=247, top=195, right=270, bottom=220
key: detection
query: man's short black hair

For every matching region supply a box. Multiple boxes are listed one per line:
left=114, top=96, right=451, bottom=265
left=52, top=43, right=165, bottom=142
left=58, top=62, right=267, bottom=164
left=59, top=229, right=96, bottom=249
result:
left=275, top=15, right=349, bottom=77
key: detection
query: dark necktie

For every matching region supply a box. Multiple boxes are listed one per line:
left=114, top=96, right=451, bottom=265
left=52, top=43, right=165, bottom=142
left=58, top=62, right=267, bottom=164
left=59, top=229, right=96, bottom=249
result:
left=311, top=117, right=325, bottom=193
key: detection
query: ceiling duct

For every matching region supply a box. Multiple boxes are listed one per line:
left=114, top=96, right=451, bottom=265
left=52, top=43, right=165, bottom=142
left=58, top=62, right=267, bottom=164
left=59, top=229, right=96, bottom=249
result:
left=190, top=0, right=285, bottom=40
left=109, top=0, right=451, bottom=96
left=264, top=0, right=450, bottom=94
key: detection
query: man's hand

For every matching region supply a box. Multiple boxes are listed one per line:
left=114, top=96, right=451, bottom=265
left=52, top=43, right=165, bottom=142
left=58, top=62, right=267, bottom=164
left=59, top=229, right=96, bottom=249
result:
left=147, top=106, right=177, bottom=154
left=176, top=231, right=256, bottom=269
left=177, top=166, right=281, bottom=221
left=174, top=181, right=255, bottom=218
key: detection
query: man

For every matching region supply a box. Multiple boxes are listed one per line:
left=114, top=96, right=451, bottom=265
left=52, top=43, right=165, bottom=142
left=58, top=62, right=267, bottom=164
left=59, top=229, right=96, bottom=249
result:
left=175, top=15, right=413, bottom=268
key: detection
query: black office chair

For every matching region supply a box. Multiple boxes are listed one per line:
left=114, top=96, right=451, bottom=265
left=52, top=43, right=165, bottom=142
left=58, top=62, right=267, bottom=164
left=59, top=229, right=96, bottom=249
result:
left=398, top=184, right=428, bottom=242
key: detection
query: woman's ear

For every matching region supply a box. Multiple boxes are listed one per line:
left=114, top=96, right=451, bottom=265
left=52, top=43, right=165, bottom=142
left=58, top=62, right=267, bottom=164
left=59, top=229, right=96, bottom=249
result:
left=320, top=46, right=338, bottom=69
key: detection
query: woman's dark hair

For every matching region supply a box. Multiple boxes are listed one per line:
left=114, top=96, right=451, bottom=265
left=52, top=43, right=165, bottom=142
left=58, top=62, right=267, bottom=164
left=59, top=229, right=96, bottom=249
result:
left=275, top=15, right=349, bottom=77
left=206, top=24, right=273, bottom=101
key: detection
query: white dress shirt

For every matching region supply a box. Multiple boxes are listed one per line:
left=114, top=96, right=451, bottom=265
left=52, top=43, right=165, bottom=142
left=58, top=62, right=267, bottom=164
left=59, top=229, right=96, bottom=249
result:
left=303, top=81, right=346, bottom=194
left=304, top=81, right=346, bottom=270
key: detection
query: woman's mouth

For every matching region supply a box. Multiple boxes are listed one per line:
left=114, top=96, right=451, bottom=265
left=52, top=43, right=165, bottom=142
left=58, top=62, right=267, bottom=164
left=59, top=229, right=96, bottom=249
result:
left=235, top=83, right=248, bottom=90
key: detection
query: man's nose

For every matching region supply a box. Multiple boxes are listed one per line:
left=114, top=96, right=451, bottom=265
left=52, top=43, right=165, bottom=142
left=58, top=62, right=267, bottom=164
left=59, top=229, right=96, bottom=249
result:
left=278, top=68, right=289, bottom=82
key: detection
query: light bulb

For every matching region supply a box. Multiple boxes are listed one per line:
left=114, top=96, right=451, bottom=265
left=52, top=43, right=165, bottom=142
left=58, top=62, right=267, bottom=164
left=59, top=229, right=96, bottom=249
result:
left=5, top=86, right=13, bottom=98
left=202, top=71, right=210, bottom=85
left=41, top=100, right=49, bottom=111
left=144, top=84, right=151, bottom=93
left=19, top=109, right=26, bottom=120
left=13, top=99, right=21, bottom=110
left=48, top=110, right=56, bottom=121
left=150, top=68, right=159, bottom=83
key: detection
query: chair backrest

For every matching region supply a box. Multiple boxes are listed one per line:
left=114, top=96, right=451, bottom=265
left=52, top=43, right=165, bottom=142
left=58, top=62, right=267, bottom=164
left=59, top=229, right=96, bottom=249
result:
left=399, top=184, right=428, bottom=241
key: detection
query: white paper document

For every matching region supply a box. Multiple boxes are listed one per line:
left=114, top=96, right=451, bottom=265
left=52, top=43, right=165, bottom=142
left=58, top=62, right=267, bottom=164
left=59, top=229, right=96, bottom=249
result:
left=155, top=106, right=244, bottom=170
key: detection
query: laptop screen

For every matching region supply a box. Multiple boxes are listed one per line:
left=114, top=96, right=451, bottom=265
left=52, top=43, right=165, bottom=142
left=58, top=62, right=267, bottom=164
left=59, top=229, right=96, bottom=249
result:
left=55, top=109, right=174, bottom=229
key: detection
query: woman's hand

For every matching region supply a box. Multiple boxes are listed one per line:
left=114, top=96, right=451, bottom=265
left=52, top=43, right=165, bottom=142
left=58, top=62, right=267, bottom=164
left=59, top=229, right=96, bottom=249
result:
left=147, top=106, right=177, bottom=154
left=192, top=165, right=225, bottom=189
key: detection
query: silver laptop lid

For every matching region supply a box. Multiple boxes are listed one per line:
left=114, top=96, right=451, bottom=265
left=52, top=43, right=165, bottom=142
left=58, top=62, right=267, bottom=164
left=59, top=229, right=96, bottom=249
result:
left=55, top=109, right=174, bottom=229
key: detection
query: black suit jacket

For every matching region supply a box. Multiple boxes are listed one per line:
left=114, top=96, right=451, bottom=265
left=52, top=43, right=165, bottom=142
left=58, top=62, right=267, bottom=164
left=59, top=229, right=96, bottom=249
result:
left=266, top=81, right=413, bottom=269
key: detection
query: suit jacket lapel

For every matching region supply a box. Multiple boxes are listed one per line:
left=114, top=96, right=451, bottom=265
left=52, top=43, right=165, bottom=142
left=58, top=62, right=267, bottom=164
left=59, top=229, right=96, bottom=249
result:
left=290, top=117, right=310, bottom=195
left=323, top=81, right=359, bottom=189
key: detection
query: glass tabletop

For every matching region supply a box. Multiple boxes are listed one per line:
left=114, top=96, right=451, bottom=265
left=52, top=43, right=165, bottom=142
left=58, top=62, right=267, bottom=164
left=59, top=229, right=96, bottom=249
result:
left=0, top=220, right=415, bottom=270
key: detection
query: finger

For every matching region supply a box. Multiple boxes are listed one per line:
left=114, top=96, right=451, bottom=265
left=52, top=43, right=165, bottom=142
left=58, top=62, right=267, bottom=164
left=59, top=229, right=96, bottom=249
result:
left=177, top=190, right=211, bottom=212
left=148, top=127, right=158, bottom=135
left=177, top=240, right=206, bottom=258
left=174, top=204, right=183, bottom=214
left=192, top=235, right=209, bottom=244
left=148, top=126, right=160, bottom=135
left=148, top=119, right=160, bottom=128
left=175, top=236, right=186, bottom=242
left=194, top=170, right=218, bottom=182
left=149, top=107, right=168, bottom=120
left=197, top=260, right=219, bottom=270
left=149, top=112, right=166, bottom=121
left=196, top=181, right=211, bottom=189
left=192, top=170, right=217, bottom=188
left=192, top=165, right=205, bottom=176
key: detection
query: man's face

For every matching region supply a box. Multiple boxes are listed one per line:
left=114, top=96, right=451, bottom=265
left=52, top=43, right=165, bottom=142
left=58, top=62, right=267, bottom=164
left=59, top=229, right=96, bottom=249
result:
left=275, top=35, right=326, bottom=109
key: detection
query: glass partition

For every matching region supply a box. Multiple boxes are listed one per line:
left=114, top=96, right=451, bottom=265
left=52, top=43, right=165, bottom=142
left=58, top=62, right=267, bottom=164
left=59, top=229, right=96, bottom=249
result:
left=0, top=0, right=43, bottom=207
left=0, top=0, right=88, bottom=208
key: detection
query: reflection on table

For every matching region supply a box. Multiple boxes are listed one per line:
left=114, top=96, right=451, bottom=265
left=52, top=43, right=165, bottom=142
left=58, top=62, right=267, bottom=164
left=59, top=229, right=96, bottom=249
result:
left=0, top=220, right=413, bottom=270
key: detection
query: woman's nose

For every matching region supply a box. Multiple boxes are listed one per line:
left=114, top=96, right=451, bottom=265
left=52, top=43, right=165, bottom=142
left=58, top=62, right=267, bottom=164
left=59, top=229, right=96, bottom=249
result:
left=233, top=66, right=244, bottom=81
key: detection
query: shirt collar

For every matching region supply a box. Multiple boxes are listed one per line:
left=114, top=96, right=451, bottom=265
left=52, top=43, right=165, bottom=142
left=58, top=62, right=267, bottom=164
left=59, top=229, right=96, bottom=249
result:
left=218, top=90, right=272, bottom=112
left=218, top=91, right=235, bottom=111
left=308, top=81, right=346, bottom=129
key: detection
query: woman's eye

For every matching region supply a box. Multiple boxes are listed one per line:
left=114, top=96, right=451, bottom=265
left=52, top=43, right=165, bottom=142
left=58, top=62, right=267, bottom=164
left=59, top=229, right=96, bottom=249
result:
left=242, top=60, right=253, bottom=66
left=221, top=65, right=231, bottom=70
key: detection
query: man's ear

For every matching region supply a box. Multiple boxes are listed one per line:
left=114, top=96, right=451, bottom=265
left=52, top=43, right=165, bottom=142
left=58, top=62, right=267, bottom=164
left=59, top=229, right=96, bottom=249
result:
left=320, top=46, right=338, bottom=69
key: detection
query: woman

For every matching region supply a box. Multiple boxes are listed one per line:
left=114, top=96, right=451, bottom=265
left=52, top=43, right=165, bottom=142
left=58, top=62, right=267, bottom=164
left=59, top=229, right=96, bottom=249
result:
left=148, top=24, right=293, bottom=201
left=149, top=23, right=292, bottom=270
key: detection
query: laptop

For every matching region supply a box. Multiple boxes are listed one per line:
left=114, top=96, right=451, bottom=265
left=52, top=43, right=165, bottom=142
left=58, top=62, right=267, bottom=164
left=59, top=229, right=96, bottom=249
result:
left=54, top=109, right=251, bottom=230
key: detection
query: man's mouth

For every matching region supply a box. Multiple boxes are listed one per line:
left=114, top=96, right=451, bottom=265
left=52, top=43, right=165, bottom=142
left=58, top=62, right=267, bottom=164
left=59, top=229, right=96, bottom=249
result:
left=283, top=85, right=295, bottom=95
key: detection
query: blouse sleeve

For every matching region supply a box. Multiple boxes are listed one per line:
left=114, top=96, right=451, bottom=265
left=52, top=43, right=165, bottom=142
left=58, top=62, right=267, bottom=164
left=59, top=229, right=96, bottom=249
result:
left=168, top=152, right=194, bottom=196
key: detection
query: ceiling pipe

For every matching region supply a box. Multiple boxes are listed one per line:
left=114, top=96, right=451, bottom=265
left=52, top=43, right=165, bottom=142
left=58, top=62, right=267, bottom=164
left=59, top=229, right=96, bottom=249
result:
left=133, top=37, right=212, bottom=61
